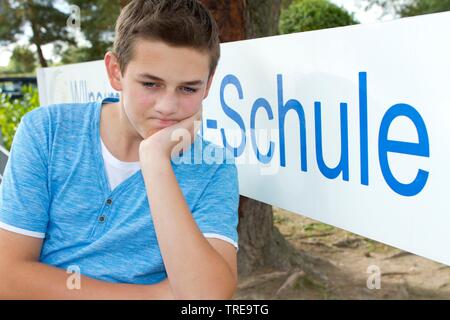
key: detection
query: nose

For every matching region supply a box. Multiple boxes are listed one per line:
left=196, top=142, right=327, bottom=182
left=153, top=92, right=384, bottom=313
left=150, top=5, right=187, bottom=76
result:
left=154, top=91, right=178, bottom=117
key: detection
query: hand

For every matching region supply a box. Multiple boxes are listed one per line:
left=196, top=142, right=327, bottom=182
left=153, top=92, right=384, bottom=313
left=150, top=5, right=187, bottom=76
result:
left=139, top=108, right=202, bottom=163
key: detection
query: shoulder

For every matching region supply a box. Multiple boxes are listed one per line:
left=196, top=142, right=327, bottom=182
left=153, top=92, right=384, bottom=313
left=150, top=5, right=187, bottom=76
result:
left=21, top=101, right=98, bottom=134
left=36, top=101, right=98, bottom=122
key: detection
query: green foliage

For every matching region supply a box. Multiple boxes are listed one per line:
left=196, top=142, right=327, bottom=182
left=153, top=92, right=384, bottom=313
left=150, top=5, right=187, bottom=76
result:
left=359, top=0, right=406, bottom=17
left=303, top=222, right=335, bottom=235
left=62, top=0, right=120, bottom=62
left=279, top=0, right=358, bottom=34
left=0, top=0, right=22, bottom=46
left=361, top=0, right=450, bottom=17
left=281, top=0, right=295, bottom=10
left=0, top=85, right=39, bottom=150
left=60, top=45, right=93, bottom=65
left=1, top=0, right=121, bottom=65
left=400, top=0, right=450, bottom=17
left=7, top=46, right=36, bottom=74
left=0, top=0, right=76, bottom=67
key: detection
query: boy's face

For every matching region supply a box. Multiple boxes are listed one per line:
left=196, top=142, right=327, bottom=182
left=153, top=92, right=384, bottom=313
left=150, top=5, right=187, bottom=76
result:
left=106, top=38, right=214, bottom=139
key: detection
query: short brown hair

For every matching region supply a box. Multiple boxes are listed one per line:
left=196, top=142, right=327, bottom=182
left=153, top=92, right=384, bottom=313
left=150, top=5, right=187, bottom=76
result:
left=113, top=0, right=220, bottom=77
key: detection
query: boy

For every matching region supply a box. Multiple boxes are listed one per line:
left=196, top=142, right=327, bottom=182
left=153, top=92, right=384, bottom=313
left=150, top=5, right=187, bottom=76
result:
left=0, top=0, right=239, bottom=299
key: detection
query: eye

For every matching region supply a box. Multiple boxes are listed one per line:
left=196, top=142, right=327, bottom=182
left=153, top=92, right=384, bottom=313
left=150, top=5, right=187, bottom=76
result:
left=142, top=82, right=159, bottom=88
left=181, top=87, right=198, bottom=94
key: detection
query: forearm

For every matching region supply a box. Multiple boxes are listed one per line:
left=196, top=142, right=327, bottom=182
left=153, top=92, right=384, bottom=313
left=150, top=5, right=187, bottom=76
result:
left=0, top=261, right=174, bottom=300
left=141, top=158, right=236, bottom=299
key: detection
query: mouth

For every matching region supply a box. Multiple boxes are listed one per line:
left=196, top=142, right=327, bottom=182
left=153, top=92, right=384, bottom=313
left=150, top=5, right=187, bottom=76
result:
left=153, top=118, right=179, bottom=127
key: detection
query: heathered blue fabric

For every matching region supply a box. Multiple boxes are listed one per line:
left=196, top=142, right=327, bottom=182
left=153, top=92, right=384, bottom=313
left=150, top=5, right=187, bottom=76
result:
left=0, top=98, right=239, bottom=284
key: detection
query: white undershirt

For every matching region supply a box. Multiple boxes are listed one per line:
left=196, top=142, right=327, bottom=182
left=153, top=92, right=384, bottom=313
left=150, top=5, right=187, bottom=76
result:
left=100, top=137, right=141, bottom=191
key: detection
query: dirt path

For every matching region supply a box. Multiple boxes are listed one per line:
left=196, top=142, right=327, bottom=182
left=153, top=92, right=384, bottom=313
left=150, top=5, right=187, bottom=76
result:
left=234, top=208, right=450, bottom=299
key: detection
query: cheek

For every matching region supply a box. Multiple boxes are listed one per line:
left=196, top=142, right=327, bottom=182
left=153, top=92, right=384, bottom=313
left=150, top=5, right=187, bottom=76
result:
left=128, top=85, right=148, bottom=104
left=126, top=91, right=153, bottom=118
left=181, top=97, right=203, bottom=117
left=135, top=95, right=153, bottom=112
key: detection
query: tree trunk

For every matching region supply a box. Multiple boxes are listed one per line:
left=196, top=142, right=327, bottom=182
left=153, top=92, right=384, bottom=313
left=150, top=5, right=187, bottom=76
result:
left=35, top=43, right=48, bottom=68
left=25, top=0, right=48, bottom=67
left=200, top=0, right=246, bottom=42
left=120, top=0, right=131, bottom=9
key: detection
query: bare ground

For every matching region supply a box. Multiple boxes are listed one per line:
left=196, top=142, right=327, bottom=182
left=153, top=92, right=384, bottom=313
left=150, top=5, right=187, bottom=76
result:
left=234, top=207, right=450, bottom=300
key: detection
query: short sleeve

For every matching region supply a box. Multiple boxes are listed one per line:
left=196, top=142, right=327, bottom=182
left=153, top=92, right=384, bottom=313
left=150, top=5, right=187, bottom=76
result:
left=192, top=160, right=240, bottom=251
left=0, top=109, right=50, bottom=238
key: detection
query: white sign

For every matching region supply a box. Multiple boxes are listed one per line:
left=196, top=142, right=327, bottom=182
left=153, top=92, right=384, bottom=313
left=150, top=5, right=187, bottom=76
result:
left=37, top=12, right=450, bottom=266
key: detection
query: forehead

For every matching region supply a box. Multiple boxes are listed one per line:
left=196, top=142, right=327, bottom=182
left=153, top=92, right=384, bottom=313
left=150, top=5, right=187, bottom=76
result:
left=127, top=38, right=210, bottom=80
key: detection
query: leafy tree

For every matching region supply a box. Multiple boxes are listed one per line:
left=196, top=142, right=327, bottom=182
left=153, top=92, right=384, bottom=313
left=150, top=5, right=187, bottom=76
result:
left=279, top=0, right=358, bottom=34
left=359, top=0, right=406, bottom=17
left=0, top=1, right=22, bottom=46
left=66, top=0, right=121, bottom=61
left=59, top=44, right=91, bottom=65
left=7, top=46, right=36, bottom=74
left=400, top=0, right=450, bottom=17
left=282, top=0, right=295, bottom=9
left=0, top=0, right=76, bottom=67
left=361, top=0, right=450, bottom=18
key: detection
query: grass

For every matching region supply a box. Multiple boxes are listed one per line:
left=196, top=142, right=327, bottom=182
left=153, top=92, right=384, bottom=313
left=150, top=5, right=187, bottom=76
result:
left=293, top=275, right=329, bottom=299
left=303, top=222, right=335, bottom=235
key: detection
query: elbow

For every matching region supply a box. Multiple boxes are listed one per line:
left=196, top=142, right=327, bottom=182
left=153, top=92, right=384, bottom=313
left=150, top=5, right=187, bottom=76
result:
left=211, top=279, right=237, bottom=300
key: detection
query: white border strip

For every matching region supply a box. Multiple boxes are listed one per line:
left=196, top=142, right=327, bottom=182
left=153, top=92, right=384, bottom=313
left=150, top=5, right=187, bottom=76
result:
left=203, top=233, right=238, bottom=250
left=0, top=145, right=10, bottom=157
left=0, top=221, right=45, bottom=238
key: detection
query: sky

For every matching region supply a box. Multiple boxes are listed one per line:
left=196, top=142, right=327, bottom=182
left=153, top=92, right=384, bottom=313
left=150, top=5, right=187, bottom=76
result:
left=0, top=0, right=394, bottom=68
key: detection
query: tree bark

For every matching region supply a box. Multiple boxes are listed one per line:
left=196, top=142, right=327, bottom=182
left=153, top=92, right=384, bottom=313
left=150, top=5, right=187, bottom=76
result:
left=120, top=0, right=131, bottom=9
left=35, top=43, right=48, bottom=68
left=25, top=0, right=48, bottom=67
left=200, top=0, right=246, bottom=42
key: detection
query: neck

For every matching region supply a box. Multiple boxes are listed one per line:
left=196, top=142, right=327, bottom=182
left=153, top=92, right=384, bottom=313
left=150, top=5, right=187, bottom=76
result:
left=100, top=101, right=142, bottom=162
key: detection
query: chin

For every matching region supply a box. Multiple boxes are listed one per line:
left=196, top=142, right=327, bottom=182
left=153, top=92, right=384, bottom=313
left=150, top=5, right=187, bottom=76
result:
left=141, top=127, right=160, bottom=139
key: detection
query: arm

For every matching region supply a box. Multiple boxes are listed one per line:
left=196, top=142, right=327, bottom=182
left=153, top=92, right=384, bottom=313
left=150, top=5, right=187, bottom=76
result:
left=140, top=157, right=238, bottom=300
left=0, top=112, right=175, bottom=299
left=0, top=228, right=175, bottom=300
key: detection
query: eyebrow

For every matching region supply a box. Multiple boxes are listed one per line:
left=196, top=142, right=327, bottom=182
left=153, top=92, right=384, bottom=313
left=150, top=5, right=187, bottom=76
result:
left=137, top=73, right=204, bottom=86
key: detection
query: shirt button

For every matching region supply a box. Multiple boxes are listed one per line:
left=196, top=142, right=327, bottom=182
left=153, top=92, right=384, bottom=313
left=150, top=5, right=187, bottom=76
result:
left=106, top=198, right=112, bottom=205
left=98, top=215, right=106, bottom=223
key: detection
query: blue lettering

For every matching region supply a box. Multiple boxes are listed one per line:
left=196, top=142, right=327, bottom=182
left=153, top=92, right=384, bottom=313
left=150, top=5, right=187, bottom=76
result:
left=250, top=98, right=274, bottom=164
left=359, top=72, right=369, bottom=186
left=378, top=103, right=430, bottom=197
left=315, top=101, right=349, bottom=181
left=220, top=74, right=246, bottom=157
left=215, top=72, right=430, bottom=197
left=277, top=74, right=307, bottom=171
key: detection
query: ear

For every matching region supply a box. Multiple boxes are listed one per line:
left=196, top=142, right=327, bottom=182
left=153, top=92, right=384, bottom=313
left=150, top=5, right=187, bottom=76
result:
left=203, top=70, right=215, bottom=99
left=104, top=51, right=123, bottom=91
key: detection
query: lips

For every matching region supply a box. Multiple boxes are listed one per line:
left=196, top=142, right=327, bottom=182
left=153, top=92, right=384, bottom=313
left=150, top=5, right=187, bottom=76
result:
left=153, top=118, right=178, bottom=127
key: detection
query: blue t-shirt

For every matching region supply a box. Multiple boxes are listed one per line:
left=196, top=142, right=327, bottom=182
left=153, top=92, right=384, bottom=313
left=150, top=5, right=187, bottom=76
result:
left=0, top=98, right=239, bottom=284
